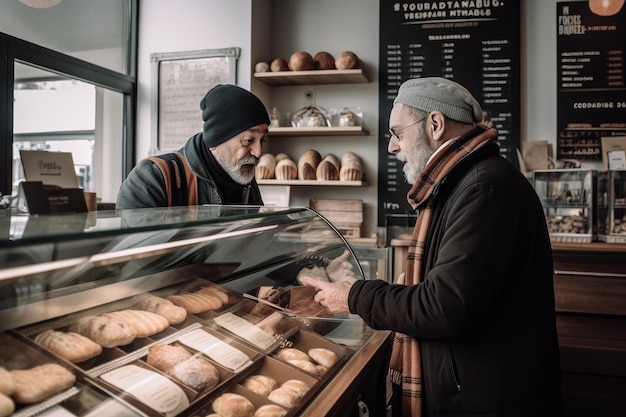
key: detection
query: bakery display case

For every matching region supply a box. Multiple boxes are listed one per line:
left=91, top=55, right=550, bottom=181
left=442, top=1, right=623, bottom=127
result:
left=598, top=170, right=626, bottom=244
left=0, top=205, right=391, bottom=417
left=532, top=169, right=599, bottom=243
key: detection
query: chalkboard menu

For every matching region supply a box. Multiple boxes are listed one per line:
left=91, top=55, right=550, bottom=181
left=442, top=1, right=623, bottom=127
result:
left=378, top=1, right=520, bottom=227
left=556, top=2, right=626, bottom=160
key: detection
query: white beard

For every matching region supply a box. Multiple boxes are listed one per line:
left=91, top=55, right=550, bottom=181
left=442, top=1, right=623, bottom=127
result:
left=400, top=127, right=435, bottom=184
left=223, top=157, right=258, bottom=185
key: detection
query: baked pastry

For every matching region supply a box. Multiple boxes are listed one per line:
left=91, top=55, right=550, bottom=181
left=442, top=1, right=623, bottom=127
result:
left=68, top=315, right=136, bottom=348
left=280, top=379, right=311, bottom=398
left=268, top=387, right=300, bottom=409
left=34, top=330, right=103, bottom=363
left=270, top=57, right=289, bottom=72
left=197, top=285, right=235, bottom=305
left=274, top=348, right=310, bottom=363
left=316, top=154, right=341, bottom=181
left=102, top=310, right=169, bottom=338
left=0, top=393, right=14, bottom=417
left=274, top=153, right=290, bottom=163
left=146, top=344, right=219, bottom=391
left=286, top=359, right=320, bottom=375
left=313, top=51, right=335, bottom=70
left=211, top=392, right=255, bottom=417
left=255, top=154, right=276, bottom=179
left=136, top=294, right=187, bottom=325
left=11, top=363, right=75, bottom=404
left=241, top=374, right=278, bottom=397
left=165, top=292, right=223, bottom=314
left=308, top=347, right=338, bottom=368
left=297, top=150, right=322, bottom=180
left=289, top=51, right=314, bottom=71
left=254, top=403, right=288, bottom=417
left=339, top=152, right=363, bottom=181
left=335, top=51, right=360, bottom=70
left=0, top=367, right=15, bottom=396
left=275, top=158, right=297, bottom=180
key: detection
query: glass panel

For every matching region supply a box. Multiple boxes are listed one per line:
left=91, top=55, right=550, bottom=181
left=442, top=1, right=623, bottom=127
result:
left=13, top=62, right=124, bottom=204
left=0, top=0, right=130, bottom=74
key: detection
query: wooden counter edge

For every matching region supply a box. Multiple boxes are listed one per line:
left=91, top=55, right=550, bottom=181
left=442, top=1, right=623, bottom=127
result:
left=298, top=329, right=392, bottom=417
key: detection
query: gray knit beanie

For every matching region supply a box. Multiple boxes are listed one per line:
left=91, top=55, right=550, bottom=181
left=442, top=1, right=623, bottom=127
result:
left=393, top=77, right=483, bottom=124
left=200, top=84, right=270, bottom=148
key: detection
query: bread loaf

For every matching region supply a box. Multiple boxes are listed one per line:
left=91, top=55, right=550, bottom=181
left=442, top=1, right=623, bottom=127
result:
left=313, top=51, right=335, bottom=70
left=289, top=51, right=314, bottom=71
left=298, top=150, right=322, bottom=180
left=241, top=374, right=278, bottom=397
left=274, top=348, right=310, bottom=363
left=286, top=359, right=320, bottom=375
left=316, top=154, right=341, bottom=181
left=68, top=315, right=136, bottom=348
left=146, top=344, right=219, bottom=391
left=275, top=159, right=297, bottom=180
left=11, top=363, right=75, bottom=404
left=101, top=310, right=169, bottom=338
left=254, top=404, right=288, bottom=417
left=0, top=367, right=15, bottom=396
left=280, top=379, right=311, bottom=398
left=212, top=392, right=255, bottom=417
left=339, top=151, right=363, bottom=181
left=275, top=153, right=290, bottom=163
left=335, top=51, right=360, bottom=70
left=255, top=154, right=276, bottom=179
left=0, top=393, right=14, bottom=417
left=308, top=347, right=338, bottom=368
left=270, top=58, right=289, bottom=72
left=268, top=387, right=300, bottom=409
left=166, top=291, right=223, bottom=314
left=34, top=330, right=102, bottom=363
left=136, top=294, right=187, bottom=325
left=197, top=285, right=235, bottom=305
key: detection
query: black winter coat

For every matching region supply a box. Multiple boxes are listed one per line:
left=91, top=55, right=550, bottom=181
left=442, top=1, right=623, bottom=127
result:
left=349, top=144, right=563, bottom=416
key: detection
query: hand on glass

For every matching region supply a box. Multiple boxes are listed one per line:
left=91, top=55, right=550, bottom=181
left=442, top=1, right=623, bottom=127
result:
left=299, top=275, right=357, bottom=315
left=325, top=249, right=355, bottom=282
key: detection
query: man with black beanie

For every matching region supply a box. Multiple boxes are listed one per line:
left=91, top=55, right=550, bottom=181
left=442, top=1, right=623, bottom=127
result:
left=116, top=84, right=270, bottom=208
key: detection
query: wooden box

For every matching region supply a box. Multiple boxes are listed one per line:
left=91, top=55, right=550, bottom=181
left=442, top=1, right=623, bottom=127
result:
left=309, top=199, right=363, bottom=238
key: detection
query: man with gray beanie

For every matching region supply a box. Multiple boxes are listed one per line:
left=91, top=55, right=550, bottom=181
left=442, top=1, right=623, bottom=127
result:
left=117, top=84, right=269, bottom=208
left=301, top=77, right=563, bottom=416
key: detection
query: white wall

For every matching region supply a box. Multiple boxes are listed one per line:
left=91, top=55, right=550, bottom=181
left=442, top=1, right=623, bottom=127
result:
left=137, top=0, right=602, bottom=237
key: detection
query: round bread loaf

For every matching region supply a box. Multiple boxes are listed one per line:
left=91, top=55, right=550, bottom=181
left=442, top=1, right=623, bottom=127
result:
left=0, top=392, right=14, bottom=417
left=297, top=149, right=322, bottom=180
left=308, top=347, right=338, bottom=368
left=212, top=392, right=255, bottom=417
left=147, top=344, right=219, bottom=391
left=34, top=330, right=103, bottom=363
left=335, top=51, right=360, bottom=70
left=241, top=374, right=278, bottom=397
left=270, top=57, right=289, bottom=72
left=255, top=62, right=270, bottom=73
left=275, top=347, right=310, bottom=363
left=0, top=367, right=15, bottom=396
left=254, top=404, right=288, bottom=417
left=289, top=51, right=314, bottom=71
left=268, top=387, right=300, bottom=409
left=316, top=154, right=341, bottom=181
left=275, top=159, right=297, bottom=180
left=280, top=379, right=311, bottom=398
left=313, top=51, right=335, bottom=70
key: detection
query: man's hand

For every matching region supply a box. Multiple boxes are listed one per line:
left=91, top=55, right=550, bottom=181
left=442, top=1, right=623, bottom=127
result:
left=299, top=275, right=357, bottom=315
left=325, top=250, right=355, bottom=282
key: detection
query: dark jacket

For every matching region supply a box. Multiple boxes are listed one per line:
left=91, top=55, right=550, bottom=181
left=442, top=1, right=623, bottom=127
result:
left=349, top=144, right=563, bottom=416
left=116, top=132, right=264, bottom=209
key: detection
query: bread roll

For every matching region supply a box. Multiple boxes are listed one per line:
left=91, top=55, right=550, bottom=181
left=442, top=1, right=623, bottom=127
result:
left=254, top=404, right=288, bottom=417
left=102, top=310, right=169, bottom=338
left=268, top=387, right=300, bottom=409
left=166, top=292, right=223, bottom=314
left=298, top=150, right=322, bottom=180
left=34, top=330, right=103, bottom=363
left=136, top=294, right=187, bottom=325
left=316, top=154, right=341, bottom=181
left=275, top=159, right=297, bottom=180
left=270, top=58, right=289, bottom=72
left=335, top=51, right=360, bottom=70
left=197, top=285, right=236, bottom=305
left=340, top=152, right=363, bottom=181
left=255, top=154, right=276, bottom=179
left=274, top=348, right=310, bottom=363
left=0, top=393, right=14, bottom=417
left=146, top=344, right=219, bottom=391
left=280, top=379, right=311, bottom=398
left=289, top=51, right=314, bottom=71
left=241, top=374, right=278, bottom=397
left=308, top=347, right=338, bottom=368
left=287, top=359, right=320, bottom=375
left=313, top=51, right=335, bottom=70
left=11, top=363, right=75, bottom=404
left=212, top=392, right=255, bottom=417
left=275, top=153, right=291, bottom=163
left=0, top=368, right=15, bottom=396
left=68, top=315, right=136, bottom=348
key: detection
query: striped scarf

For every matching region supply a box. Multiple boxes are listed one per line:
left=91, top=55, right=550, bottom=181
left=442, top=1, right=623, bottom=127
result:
left=388, top=126, right=497, bottom=416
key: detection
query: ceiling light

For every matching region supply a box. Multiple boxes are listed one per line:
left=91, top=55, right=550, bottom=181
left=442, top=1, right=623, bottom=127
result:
left=19, top=0, right=62, bottom=9
left=589, top=0, right=625, bottom=16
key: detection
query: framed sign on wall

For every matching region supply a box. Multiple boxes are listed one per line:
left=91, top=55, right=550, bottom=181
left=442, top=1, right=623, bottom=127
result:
left=150, top=47, right=240, bottom=152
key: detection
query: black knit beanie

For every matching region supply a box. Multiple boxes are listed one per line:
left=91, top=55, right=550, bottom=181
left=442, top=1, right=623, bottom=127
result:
left=200, top=84, right=270, bottom=148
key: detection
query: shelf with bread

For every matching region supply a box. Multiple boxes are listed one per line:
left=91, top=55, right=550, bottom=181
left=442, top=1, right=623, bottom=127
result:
left=257, top=179, right=364, bottom=186
left=254, top=68, right=369, bottom=86
left=268, top=126, right=367, bottom=136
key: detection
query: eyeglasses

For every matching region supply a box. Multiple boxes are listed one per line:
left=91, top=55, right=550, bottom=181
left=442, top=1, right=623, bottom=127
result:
left=387, top=116, right=428, bottom=143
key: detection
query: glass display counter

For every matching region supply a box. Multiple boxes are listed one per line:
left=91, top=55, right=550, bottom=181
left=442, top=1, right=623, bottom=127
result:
left=0, top=205, right=391, bottom=417
left=598, top=170, right=626, bottom=244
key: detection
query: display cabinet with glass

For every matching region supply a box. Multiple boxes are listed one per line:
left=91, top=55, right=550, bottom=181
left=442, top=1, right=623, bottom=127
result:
left=532, top=169, right=599, bottom=243
left=0, top=206, right=391, bottom=417
left=598, top=170, right=626, bottom=243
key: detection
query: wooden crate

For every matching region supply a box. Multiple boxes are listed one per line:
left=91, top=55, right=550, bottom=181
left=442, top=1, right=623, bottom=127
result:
left=309, top=199, right=363, bottom=238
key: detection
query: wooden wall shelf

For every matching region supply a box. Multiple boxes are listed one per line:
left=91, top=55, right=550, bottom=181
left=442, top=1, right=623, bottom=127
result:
left=257, top=179, right=365, bottom=186
left=268, top=126, right=367, bottom=136
left=254, top=69, right=368, bottom=86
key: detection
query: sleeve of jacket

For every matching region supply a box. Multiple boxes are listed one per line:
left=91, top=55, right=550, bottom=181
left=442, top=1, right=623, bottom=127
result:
left=349, top=178, right=531, bottom=339
left=116, top=160, right=169, bottom=209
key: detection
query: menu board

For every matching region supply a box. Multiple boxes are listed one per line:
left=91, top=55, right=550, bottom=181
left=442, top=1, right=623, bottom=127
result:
left=378, top=1, right=520, bottom=227
left=556, top=2, right=626, bottom=160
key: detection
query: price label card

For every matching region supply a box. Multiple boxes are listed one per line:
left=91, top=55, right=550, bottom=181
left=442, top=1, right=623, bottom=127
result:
left=213, top=312, right=277, bottom=351
left=100, top=364, right=189, bottom=416
left=178, top=328, right=253, bottom=372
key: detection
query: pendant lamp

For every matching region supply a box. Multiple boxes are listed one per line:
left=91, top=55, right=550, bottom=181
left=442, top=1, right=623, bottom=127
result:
left=589, top=0, right=625, bottom=16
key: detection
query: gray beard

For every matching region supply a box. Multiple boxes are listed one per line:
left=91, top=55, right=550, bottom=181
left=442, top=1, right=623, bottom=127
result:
left=401, top=126, right=435, bottom=184
left=223, top=157, right=258, bottom=185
